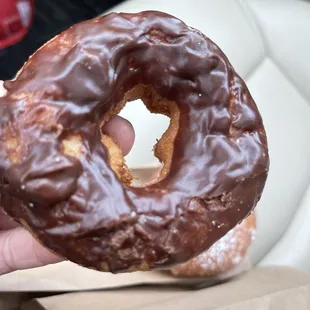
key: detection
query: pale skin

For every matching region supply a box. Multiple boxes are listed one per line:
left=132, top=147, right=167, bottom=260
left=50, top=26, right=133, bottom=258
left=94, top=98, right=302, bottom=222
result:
left=0, top=81, right=135, bottom=275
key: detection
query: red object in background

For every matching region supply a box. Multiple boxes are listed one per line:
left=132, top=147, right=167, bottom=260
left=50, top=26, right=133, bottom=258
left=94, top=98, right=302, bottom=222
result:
left=0, top=0, right=34, bottom=49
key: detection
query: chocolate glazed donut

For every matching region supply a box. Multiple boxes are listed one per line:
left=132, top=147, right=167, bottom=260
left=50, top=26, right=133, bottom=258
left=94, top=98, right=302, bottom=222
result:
left=0, top=11, right=269, bottom=273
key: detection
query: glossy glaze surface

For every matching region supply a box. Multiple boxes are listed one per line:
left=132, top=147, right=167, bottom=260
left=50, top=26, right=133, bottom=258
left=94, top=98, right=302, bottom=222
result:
left=0, top=11, right=269, bottom=273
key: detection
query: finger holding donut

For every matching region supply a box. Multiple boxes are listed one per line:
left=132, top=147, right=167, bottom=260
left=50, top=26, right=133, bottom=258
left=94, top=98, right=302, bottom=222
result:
left=0, top=11, right=269, bottom=274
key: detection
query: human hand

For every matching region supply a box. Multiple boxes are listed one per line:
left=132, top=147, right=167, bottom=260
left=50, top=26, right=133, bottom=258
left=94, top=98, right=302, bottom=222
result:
left=0, top=81, right=135, bottom=275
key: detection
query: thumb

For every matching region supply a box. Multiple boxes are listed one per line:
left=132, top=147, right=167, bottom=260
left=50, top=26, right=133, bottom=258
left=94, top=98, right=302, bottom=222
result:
left=0, top=227, right=62, bottom=275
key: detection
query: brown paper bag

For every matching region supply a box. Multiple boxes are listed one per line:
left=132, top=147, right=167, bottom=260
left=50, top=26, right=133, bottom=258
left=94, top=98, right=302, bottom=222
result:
left=0, top=258, right=250, bottom=291
left=21, top=267, right=310, bottom=310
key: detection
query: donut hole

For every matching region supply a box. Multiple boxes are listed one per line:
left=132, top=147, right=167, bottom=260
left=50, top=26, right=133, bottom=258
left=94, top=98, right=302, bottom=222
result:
left=100, top=85, right=180, bottom=187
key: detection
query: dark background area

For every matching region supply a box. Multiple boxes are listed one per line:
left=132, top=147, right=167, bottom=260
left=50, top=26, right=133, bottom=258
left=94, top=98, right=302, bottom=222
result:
left=0, top=0, right=125, bottom=80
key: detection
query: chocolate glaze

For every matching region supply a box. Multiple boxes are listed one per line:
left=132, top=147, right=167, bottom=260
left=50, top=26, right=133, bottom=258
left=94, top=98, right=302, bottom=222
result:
left=0, top=11, right=269, bottom=273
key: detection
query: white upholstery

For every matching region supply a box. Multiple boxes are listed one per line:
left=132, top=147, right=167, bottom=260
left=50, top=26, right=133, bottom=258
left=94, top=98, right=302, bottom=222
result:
left=245, top=0, right=310, bottom=101
left=106, top=0, right=310, bottom=270
left=246, top=58, right=310, bottom=265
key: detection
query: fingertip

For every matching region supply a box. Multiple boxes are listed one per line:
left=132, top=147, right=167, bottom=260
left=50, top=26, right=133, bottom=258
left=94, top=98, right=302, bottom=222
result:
left=102, top=115, right=135, bottom=156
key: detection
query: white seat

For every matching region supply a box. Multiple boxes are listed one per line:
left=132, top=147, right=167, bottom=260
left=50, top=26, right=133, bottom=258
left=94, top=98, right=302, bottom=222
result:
left=107, top=0, right=310, bottom=270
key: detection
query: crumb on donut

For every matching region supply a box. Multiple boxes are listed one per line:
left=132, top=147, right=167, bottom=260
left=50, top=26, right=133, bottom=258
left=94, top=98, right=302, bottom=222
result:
left=127, top=261, right=151, bottom=272
left=100, top=84, right=180, bottom=186
left=3, top=126, right=22, bottom=164
left=6, top=136, right=19, bottom=150
left=61, top=133, right=83, bottom=159
left=100, top=262, right=110, bottom=272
